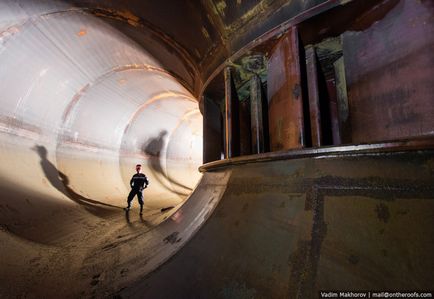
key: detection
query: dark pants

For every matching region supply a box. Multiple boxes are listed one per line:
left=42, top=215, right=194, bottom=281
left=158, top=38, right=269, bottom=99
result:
left=127, top=189, right=144, bottom=208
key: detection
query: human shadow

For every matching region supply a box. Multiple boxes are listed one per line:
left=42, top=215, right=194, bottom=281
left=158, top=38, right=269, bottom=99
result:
left=139, top=213, right=153, bottom=227
left=124, top=210, right=132, bottom=226
left=124, top=209, right=154, bottom=227
left=142, top=130, right=192, bottom=196
left=33, top=145, right=120, bottom=217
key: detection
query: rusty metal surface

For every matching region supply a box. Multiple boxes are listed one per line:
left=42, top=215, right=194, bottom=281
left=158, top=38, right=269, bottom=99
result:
left=342, top=0, right=434, bottom=143
left=1, top=0, right=434, bottom=298
left=50, top=0, right=334, bottom=98
left=306, top=46, right=323, bottom=147
left=267, top=28, right=305, bottom=151
left=197, top=0, right=328, bottom=87
left=239, top=98, right=252, bottom=156
left=119, top=150, right=434, bottom=298
left=200, top=137, right=434, bottom=172
left=202, top=0, right=434, bottom=151
left=297, top=0, right=399, bottom=46
left=326, top=78, right=342, bottom=145
left=199, top=0, right=343, bottom=101
left=333, top=56, right=352, bottom=143
left=250, top=75, right=268, bottom=154
left=224, top=67, right=240, bottom=158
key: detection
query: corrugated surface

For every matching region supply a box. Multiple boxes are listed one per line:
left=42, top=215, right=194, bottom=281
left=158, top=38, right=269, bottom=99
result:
left=0, top=0, right=202, bottom=237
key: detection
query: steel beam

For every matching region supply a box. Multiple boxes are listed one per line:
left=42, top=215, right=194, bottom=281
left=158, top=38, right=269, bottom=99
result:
left=267, top=27, right=305, bottom=151
left=250, top=75, right=268, bottom=154
left=305, top=46, right=322, bottom=147
left=224, top=67, right=240, bottom=158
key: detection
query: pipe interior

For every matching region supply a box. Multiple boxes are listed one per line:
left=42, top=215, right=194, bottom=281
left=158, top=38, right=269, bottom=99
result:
left=0, top=0, right=203, bottom=242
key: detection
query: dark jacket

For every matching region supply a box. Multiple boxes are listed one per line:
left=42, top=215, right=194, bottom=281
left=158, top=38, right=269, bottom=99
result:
left=130, top=173, right=149, bottom=191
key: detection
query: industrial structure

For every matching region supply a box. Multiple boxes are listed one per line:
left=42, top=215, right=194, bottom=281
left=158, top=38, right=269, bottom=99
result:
left=0, top=0, right=433, bottom=298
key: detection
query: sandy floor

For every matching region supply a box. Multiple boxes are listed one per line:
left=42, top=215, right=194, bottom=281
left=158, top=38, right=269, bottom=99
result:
left=0, top=201, right=182, bottom=298
left=0, top=131, right=204, bottom=298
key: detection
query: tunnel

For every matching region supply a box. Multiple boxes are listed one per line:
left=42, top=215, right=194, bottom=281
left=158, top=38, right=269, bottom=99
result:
left=0, top=0, right=433, bottom=298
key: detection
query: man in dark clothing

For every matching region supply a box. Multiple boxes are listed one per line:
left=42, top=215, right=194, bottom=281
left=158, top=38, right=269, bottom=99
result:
left=125, top=164, right=149, bottom=214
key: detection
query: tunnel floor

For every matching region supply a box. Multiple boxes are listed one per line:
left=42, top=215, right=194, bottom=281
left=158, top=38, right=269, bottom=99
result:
left=1, top=1, right=433, bottom=298
left=0, top=166, right=227, bottom=298
left=0, top=202, right=180, bottom=298
left=2, top=150, right=433, bottom=298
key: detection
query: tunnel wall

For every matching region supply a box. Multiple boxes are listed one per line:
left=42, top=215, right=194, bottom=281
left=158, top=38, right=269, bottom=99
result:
left=201, top=0, right=434, bottom=165
left=343, top=0, right=434, bottom=143
left=119, top=150, right=434, bottom=299
left=0, top=1, right=433, bottom=298
left=0, top=0, right=202, bottom=241
left=64, top=0, right=331, bottom=96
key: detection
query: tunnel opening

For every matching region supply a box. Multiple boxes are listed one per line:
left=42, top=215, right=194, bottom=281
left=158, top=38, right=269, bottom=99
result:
left=0, top=1, right=211, bottom=297
left=0, top=0, right=204, bottom=248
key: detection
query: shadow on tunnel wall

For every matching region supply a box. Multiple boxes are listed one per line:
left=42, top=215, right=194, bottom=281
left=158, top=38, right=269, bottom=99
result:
left=33, top=145, right=121, bottom=217
left=142, top=130, right=192, bottom=197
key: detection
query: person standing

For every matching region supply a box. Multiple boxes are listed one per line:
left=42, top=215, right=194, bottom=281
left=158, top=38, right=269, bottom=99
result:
left=125, top=164, right=149, bottom=215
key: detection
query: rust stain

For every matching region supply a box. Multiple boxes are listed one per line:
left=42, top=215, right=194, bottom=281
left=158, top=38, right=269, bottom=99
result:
left=92, top=8, right=140, bottom=27
left=118, top=10, right=141, bottom=27
left=0, top=115, right=42, bottom=140
left=77, top=28, right=87, bottom=37
left=62, top=83, right=90, bottom=123
left=0, top=26, right=20, bottom=38
left=0, top=25, right=22, bottom=47
left=215, top=1, right=227, bottom=17
left=351, top=0, right=400, bottom=31
left=268, top=28, right=304, bottom=151
left=223, top=1, right=271, bottom=35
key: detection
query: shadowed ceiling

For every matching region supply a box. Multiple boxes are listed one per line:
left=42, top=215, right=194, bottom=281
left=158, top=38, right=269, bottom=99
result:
left=69, top=0, right=327, bottom=96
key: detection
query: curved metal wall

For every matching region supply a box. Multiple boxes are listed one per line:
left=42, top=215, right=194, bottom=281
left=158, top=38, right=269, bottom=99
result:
left=0, top=0, right=202, bottom=228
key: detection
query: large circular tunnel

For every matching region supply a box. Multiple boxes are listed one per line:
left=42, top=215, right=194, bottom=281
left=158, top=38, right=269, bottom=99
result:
left=2, top=1, right=433, bottom=298
left=0, top=1, right=206, bottom=297
left=0, top=0, right=202, bottom=223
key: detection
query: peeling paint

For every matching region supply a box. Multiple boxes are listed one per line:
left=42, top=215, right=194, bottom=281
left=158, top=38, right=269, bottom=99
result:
left=215, top=1, right=227, bottom=17
left=224, top=1, right=271, bottom=34
left=92, top=8, right=141, bottom=27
